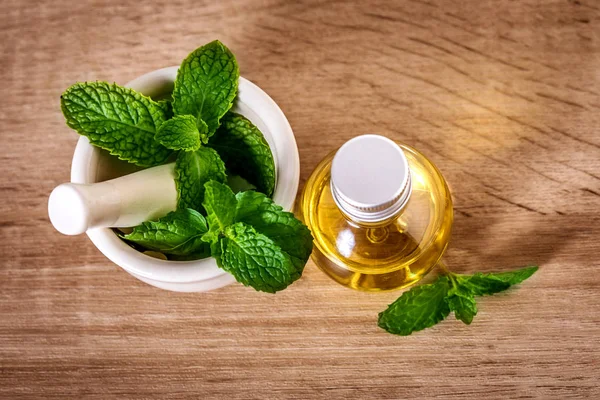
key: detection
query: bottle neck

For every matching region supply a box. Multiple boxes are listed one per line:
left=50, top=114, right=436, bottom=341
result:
left=331, top=171, right=412, bottom=227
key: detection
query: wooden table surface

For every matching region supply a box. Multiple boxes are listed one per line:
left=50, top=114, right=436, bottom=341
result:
left=2, top=0, right=600, bottom=398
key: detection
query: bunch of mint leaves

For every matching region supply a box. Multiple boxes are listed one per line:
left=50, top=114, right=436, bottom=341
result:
left=60, top=40, right=313, bottom=293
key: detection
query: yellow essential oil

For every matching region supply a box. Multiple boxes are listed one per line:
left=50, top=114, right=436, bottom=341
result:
left=299, top=135, right=453, bottom=291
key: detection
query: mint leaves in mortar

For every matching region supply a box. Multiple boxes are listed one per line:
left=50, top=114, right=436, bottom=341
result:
left=209, top=113, right=276, bottom=197
left=61, top=82, right=173, bottom=167
left=175, top=146, right=227, bottom=211
left=122, top=208, right=210, bottom=257
left=172, top=40, right=239, bottom=136
left=60, top=40, right=312, bottom=293
left=156, top=115, right=207, bottom=152
left=203, top=181, right=312, bottom=292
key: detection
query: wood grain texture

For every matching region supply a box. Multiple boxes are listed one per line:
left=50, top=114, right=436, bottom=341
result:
left=1, top=0, right=599, bottom=398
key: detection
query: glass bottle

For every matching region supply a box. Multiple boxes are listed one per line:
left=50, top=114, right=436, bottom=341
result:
left=299, top=135, right=453, bottom=291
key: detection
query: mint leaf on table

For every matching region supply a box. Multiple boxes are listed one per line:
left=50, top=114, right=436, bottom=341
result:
left=201, top=181, right=312, bottom=292
left=172, top=40, right=239, bottom=136
left=156, top=115, right=208, bottom=151
left=485, top=266, right=538, bottom=285
left=379, top=266, right=538, bottom=336
left=452, top=266, right=539, bottom=296
left=175, top=147, right=227, bottom=212
left=452, top=273, right=510, bottom=296
left=378, top=276, right=451, bottom=336
left=212, top=222, right=298, bottom=293
left=61, top=82, right=172, bottom=167
left=122, top=208, right=209, bottom=257
left=235, top=190, right=313, bottom=273
left=447, top=285, right=478, bottom=325
left=209, top=112, right=276, bottom=196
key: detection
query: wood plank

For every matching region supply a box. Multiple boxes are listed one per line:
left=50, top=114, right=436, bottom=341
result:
left=1, top=0, right=599, bottom=398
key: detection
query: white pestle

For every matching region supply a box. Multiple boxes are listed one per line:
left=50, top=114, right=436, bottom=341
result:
left=48, top=163, right=178, bottom=236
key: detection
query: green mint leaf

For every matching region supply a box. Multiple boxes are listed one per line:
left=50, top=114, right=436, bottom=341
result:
left=227, top=174, right=257, bottom=193
left=485, top=266, right=538, bottom=285
left=209, top=112, right=276, bottom=196
left=378, top=276, right=451, bottom=336
left=453, top=266, right=537, bottom=297
left=122, top=208, right=209, bottom=256
left=447, top=284, right=478, bottom=325
left=175, top=147, right=227, bottom=212
left=235, top=190, right=313, bottom=274
left=61, top=82, right=172, bottom=167
left=172, top=40, right=239, bottom=136
left=201, top=181, right=313, bottom=292
left=201, top=180, right=237, bottom=242
left=454, top=274, right=511, bottom=296
left=156, top=115, right=208, bottom=151
left=215, top=222, right=297, bottom=293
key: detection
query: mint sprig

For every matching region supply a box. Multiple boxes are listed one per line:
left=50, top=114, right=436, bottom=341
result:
left=61, top=82, right=172, bottom=167
left=378, top=266, right=538, bottom=335
left=201, top=181, right=313, bottom=293
left=172, top=40, right=239, bottom=137
left=215, top=222, right=298, bottom=293
left=235, top=190, right=313, bottom=273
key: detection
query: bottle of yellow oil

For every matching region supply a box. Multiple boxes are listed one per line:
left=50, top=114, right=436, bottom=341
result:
left=299, top=135, right=453, bottom=291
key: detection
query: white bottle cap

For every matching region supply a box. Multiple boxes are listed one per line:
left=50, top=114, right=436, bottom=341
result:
left=330, top=134, right=412, bottom=224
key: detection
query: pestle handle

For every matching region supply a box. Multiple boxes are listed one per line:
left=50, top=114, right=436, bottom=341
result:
left=48, top=163, right=178, bottom=235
